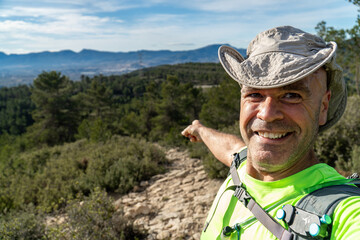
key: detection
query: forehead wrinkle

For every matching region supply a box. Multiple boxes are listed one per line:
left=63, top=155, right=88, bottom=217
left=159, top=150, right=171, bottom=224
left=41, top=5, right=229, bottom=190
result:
left=241, top=81, right=312, bottom=96
left=281, top=81, right=312, bottom=97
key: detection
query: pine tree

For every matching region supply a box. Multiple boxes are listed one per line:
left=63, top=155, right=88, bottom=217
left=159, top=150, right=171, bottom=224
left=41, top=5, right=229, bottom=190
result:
left=29, top=71, right=79, bottom=146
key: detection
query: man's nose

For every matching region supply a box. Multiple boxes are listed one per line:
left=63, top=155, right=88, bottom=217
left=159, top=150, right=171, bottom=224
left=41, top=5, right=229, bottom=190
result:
left=256, top=97, right=284, bottom=122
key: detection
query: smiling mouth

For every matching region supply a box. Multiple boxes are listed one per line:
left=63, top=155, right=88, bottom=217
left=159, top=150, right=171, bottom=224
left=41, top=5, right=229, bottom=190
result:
left=255, top=131, right=292, bottom=139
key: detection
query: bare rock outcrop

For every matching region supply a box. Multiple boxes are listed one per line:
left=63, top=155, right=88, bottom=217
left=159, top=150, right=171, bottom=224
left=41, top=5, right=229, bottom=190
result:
left=114, top=148, right=222, bottom=239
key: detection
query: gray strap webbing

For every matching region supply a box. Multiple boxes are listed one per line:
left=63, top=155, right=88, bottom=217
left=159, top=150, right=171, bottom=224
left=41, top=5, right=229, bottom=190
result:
left=247, top=197, right=294, bottom=240
left=229, top=150, right=247, bottom=185
left=230, top=150, right=294, bottom=240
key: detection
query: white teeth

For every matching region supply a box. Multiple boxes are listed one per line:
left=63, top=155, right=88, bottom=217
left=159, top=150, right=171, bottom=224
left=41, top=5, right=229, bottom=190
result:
left=257, top=132, right=287, bottom=139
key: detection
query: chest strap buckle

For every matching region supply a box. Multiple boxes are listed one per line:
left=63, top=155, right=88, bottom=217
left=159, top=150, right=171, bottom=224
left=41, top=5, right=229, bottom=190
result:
left=234, top=185, right=251, bottom=207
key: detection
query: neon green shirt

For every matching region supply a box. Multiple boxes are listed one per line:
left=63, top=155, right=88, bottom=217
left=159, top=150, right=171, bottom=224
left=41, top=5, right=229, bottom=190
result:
left=201, top=160, right=360, bottom=239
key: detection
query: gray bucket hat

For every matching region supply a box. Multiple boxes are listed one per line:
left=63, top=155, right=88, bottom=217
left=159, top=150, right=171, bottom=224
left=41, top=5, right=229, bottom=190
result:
left=218, top=25, right=347, bottom=132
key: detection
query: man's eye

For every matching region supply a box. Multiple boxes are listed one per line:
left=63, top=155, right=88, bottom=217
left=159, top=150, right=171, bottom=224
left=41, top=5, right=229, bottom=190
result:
left=247, top=93, right=263, bottom=99
left=282, top=93, right=302, bottom=102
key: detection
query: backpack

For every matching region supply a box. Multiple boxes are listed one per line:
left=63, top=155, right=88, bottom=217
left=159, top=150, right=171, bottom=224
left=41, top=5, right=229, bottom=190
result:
left=291, top=183, right=360, bottom=239
left=222, top=149, right=360, bottom=240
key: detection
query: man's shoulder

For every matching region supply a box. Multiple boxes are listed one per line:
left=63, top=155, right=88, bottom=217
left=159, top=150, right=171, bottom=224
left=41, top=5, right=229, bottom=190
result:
left=331, top=192, right=360, bottom=239
left=297, top=184, right=360, bottom=214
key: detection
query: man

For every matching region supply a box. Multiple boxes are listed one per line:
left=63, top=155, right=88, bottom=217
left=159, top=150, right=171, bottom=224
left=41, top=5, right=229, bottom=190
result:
left=182, top=26, right=360, bottom=239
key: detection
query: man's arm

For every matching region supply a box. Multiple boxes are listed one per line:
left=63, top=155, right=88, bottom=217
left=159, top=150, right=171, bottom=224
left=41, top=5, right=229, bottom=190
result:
left=181, top=120, right=245, bottom=167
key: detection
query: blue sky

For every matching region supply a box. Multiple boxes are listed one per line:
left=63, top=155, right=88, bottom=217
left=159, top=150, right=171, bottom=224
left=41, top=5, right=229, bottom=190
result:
left=0, top=0, right=358, bottom=54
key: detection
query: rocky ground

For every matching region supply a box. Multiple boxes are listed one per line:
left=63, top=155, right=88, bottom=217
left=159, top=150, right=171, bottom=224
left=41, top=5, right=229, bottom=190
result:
left=114, top=147, right=222, bottom=239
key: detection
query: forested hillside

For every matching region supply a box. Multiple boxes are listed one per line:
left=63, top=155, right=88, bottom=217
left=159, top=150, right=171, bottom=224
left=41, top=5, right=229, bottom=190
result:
left=0, top=62, right=242, bottom=239
left=0, top=61, right=359, bottom=238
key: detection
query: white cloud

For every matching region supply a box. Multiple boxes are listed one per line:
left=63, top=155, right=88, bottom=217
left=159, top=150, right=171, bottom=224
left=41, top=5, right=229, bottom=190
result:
left=161, top=0, right=354, bottom=14
left=0, top=0, right=358, bottom=54
left=0, top=6, right=77, bottom=18
left=137, top=14, right=185, bottom=24
left=0, top=0, right=138, bottom=19
left=0, top=3, right=126, bottom=38
left=0, top=14, right=116, bottom=35
left=141, top=0, right=296, bottom=13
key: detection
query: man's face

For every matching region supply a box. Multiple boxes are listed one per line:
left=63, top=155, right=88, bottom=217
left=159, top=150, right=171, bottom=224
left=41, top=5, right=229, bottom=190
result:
left=239, top=68, right=330, bottom=173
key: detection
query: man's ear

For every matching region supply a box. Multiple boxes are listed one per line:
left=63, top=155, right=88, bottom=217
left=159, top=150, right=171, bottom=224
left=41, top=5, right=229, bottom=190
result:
left=319, top=90, right=331, bottom=126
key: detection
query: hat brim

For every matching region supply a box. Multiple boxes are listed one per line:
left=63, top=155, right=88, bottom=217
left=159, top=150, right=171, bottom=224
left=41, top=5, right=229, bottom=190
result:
left=218, top=44, right=336, bottom=89
left=218, top=44, right=347, bottom=133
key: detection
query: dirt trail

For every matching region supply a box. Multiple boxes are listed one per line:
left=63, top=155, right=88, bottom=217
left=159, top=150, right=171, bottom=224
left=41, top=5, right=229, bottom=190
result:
left=114, top=147, right=222, bottom=239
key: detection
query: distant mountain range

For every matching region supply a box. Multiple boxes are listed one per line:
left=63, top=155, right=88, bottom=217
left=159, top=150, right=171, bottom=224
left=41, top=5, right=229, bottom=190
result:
left=0, top=44, right=246, bottom=87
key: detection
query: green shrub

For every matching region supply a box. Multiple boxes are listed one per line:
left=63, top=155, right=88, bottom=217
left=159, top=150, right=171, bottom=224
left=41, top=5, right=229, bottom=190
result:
left=0, top=206, right=46, bottom=240
left=315, top=95, right=360, bottom=174
left=0, top=135, right=167, bottom=213
left=48, top=188, right=146, bottom=240
left=351, top=145, right=360, bottom=174
left=0, top=189, right=146, bottom=240
left=76, top=118, right=112, bottom=142
left=78, top=136, right=167, bottom=194
left=202, top=152, right=229, bottom=179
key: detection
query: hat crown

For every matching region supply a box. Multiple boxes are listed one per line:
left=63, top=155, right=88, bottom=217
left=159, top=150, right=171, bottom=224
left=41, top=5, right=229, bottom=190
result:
left=248, top=26, right=327, bottom=58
